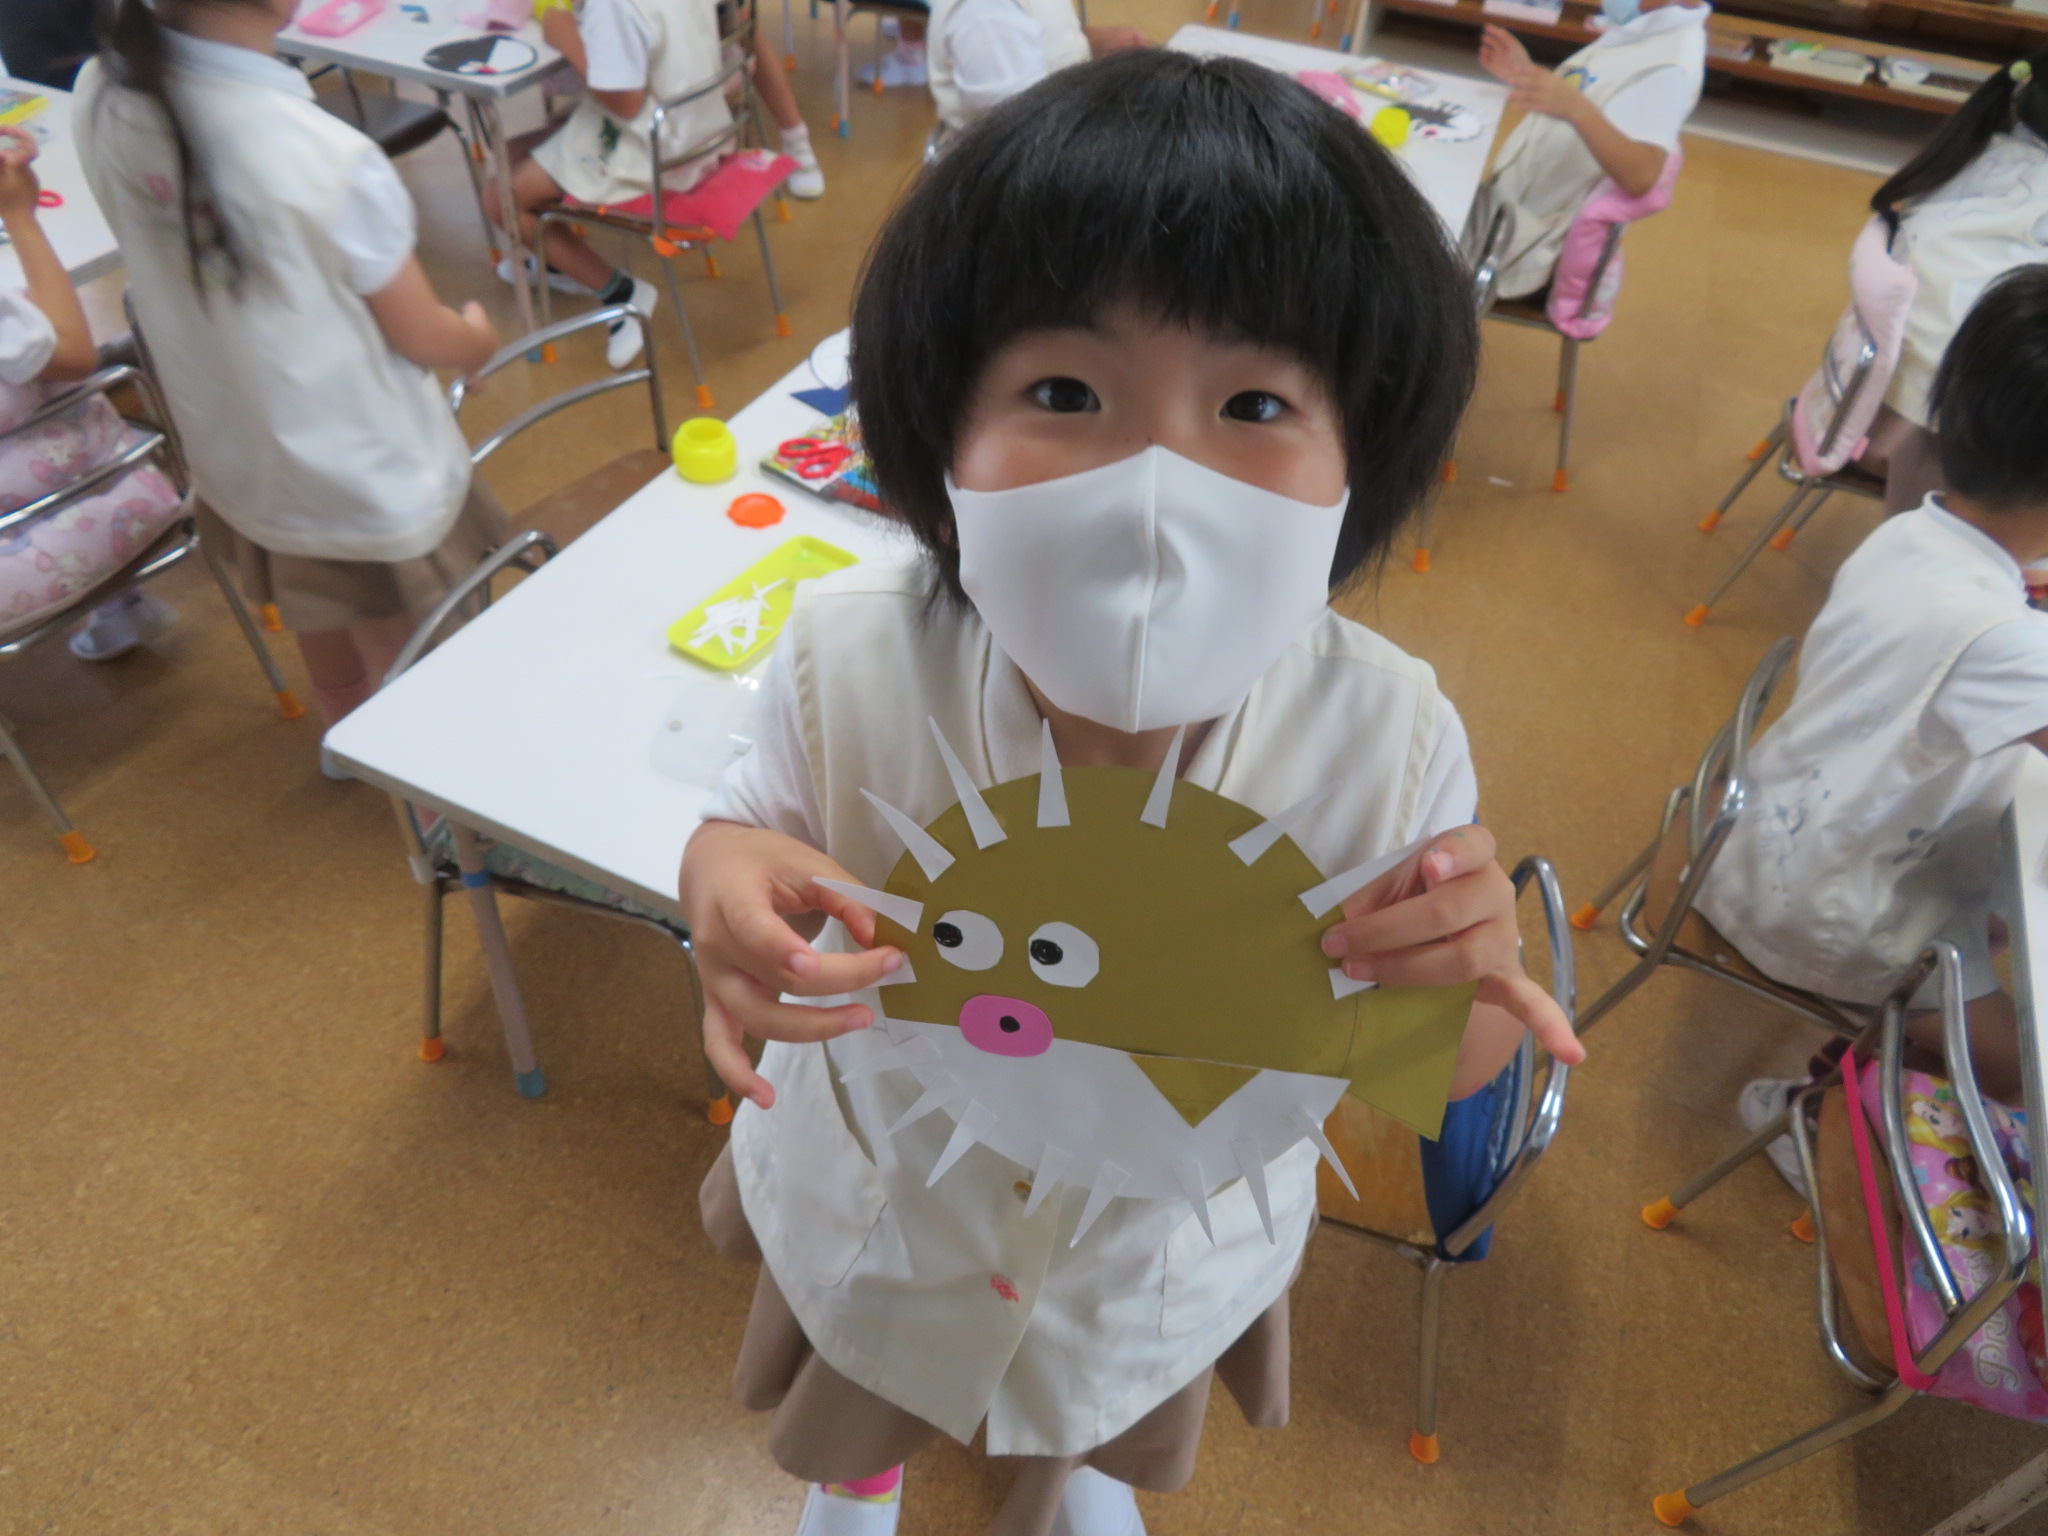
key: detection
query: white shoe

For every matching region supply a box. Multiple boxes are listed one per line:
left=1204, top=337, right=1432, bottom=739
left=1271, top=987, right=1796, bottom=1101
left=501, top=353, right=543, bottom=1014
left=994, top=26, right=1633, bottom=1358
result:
left=495, top=254, right=590, bottom=295
left=795, top=1481, right=901, bottom=1536
left=856, top=47, right=927, bottom=88
left=785, top=153, right=826, bottom=199
left=67, top=590, right=177, bottom=661
left=606, top=278, right=658, bottom=370
left=1052, top=1466, right=1145, bottom=1536
left=1738, top=1077, right=1810, bottom=1199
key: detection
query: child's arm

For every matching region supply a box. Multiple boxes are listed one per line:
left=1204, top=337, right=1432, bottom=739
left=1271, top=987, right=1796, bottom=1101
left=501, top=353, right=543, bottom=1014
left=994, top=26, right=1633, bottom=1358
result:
left=0, top=127, right=96, bottom=382
left=1478, top=25, right=1668, bottom=199
left=681, top=820, right=910, bottom=1109
left=363, top=257, right=500, bottom=374
left=539, top=6, right=648, bottom=122
left=1320, top=823, right=1585, bottom=1096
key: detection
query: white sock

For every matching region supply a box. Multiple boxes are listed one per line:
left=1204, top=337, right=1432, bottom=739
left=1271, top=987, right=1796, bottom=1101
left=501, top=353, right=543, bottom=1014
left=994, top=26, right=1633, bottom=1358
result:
left=897, top=40, right=925, bottom=59
left=780, top=122, right=812, bottom=153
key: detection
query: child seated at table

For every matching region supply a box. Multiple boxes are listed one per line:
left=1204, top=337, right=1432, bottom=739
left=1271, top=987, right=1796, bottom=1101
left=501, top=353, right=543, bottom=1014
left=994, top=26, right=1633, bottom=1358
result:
left=1461, top=0, right=1707, bottom=301
left=1698, top=265, right=2048, bottom=1163
left=0, top=126, right=184, bottom=658
left=925, top=0, right=1145, bottom=134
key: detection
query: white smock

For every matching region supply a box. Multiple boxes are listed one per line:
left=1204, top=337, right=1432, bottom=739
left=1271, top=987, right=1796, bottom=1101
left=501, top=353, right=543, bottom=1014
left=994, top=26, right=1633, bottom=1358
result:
left=702, top=555, right=1479, bottom=1455
left=928, top=0, right=1089, bottom=131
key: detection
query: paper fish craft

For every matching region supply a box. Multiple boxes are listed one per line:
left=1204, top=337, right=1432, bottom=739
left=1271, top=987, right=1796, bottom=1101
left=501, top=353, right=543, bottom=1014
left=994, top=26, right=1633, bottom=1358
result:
left=825, top=720, right=1476, bottom=1246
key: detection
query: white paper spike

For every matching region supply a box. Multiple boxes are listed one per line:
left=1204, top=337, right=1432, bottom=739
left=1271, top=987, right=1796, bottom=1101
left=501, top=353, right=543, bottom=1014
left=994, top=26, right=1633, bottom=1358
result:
left=814, top=878, right=925, bottom=935
left=1229, top=784, right=1337, bottom=866
left=860, top=789, right=956, bottom=881
left=1139, top=725, right=1187, bottom=829
left=1233, top=1139, right=1276, bottom=1243
left=1297, top=831, right=1436, bottom=918
left=1298, top=1107, right=1358, bottom=1201
left=1023, top=1144, right=1076, bottom=1219
left=1329, top=966, right=1375, bottom=1000
left=1070, top=1161, right=1130, bottom=1247
left=926, top=1101, right=1000, bottom=1187
left=887, top=1073, right=960, bottom=1136
left=1173, top=1158, right=1216, bottom=1243
left=877, top=957, right=919, bottom=988
left=1036, top=720, right=1070, bottom=829
left=834, top=1032, right=942, bottom=1080
left=927, top=718, right=1006, bottom=848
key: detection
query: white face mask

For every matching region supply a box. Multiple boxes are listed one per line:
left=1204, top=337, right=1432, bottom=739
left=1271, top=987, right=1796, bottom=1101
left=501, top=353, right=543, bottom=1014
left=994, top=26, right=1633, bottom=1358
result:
left=948, top=446, right=1348, bottom=733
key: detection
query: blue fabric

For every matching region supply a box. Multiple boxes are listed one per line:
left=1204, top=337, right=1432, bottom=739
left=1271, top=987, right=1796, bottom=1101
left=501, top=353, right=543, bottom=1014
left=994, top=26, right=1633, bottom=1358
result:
left=1417, top=1052, right=1524, bottom=1263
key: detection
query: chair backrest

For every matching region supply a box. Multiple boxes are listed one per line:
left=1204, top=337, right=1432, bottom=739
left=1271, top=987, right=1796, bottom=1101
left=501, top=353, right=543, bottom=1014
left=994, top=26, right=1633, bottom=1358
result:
left=449, top=305, right=669, bottom=465
left=648, top=13, right=764, bottom=200
left=1542, top=143, right=1684, bottom=341
left=0, top=363, right=182, bottom=545
left=1788, top=216, right=1918, bottom=478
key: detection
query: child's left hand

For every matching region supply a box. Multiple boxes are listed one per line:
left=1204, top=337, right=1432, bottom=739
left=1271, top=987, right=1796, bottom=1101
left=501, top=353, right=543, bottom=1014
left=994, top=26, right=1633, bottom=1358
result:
left=1478, top=24, right=1583, bottom=123
left=1319, top=823, right=1585, bottom=1065
left=0, top=126, right=42, bottom=223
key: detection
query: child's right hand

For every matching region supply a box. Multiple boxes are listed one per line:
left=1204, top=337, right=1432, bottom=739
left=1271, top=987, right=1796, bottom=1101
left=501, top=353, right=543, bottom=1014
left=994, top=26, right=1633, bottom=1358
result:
left=458, top=301, right=500, bottom=374
left=680, top=820, right=907, bottom=1109
left=0, top=126, right=43, bottom=222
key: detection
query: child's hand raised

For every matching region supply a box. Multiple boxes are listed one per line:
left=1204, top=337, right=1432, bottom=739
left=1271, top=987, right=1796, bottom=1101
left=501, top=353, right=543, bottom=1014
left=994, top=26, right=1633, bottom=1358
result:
left=681, top=820, right=907, bottom=1110
left=1319, top=824, right=1585, bottom=1071
left=0, top=126, right=43, bottom=223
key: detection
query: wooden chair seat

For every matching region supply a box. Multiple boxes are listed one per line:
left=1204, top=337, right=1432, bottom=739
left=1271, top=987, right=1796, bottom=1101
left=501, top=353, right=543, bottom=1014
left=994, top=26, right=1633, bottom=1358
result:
left=510, top=448, right=670, bottom=548
left=1486, top=294, right=1557, bottom=332
left=1813, top=1083, right=1903, bottom=1370
left=1317, top=1095, right=1436, bottom=1247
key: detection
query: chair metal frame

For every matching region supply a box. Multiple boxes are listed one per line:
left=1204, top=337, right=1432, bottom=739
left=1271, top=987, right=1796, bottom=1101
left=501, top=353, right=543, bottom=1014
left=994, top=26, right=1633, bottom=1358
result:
left=1642, top=942, right=2033, bottom=1526
left=1686, top=308, right=1886, bottom=628
left=828, top=0, right=938, bottom=135
left=0, top=359, right=299, bottom=863
left=1324, top=855, right=1577, bottom=1463
left=533, top=16, right=792, bottom=412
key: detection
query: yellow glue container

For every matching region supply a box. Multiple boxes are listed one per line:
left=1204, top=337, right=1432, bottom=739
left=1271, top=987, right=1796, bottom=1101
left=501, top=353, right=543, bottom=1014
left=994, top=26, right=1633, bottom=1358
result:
left=672, top=417, right=738, bottom=484
left=1370, top=106, right=1411, bottom=150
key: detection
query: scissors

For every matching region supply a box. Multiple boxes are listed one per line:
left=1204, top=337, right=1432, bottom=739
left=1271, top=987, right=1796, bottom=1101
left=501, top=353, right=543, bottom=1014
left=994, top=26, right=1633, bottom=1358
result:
left=778, top=436, right=852, bottom=480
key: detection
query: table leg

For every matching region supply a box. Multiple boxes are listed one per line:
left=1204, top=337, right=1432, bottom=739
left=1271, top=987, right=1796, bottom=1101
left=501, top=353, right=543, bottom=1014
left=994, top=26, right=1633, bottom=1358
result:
left=482, top=98, right=539, bottom=349
left=1343, top=0, right=1378, bottom=51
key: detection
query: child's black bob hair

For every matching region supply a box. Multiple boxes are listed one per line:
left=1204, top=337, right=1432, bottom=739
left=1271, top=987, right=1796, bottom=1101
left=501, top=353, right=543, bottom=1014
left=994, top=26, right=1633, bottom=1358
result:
left=849, top=49, right=1478, bottom=604
left=1930, top=263, right=2048, bottom=511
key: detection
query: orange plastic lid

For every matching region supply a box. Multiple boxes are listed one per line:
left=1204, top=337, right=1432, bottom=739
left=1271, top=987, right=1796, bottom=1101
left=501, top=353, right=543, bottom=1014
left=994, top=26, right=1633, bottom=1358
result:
left=727, top=492, right=786, bottom=528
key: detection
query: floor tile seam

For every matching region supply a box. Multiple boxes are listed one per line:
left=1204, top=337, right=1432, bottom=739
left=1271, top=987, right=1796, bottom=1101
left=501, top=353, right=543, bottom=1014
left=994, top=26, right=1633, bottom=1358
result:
left=24, top=1402, right=153, bottom=1536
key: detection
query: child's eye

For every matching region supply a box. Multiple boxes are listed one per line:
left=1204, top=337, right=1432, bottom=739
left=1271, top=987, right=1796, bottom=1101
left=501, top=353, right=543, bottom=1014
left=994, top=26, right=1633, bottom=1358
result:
left=1027, top=922, right=1100, bottom=988
left=932, top=910, right=1004, bottom=970
left=1028, top=377, right=1101, bottom=414
left=1221, top=391, right=1287, bottom=423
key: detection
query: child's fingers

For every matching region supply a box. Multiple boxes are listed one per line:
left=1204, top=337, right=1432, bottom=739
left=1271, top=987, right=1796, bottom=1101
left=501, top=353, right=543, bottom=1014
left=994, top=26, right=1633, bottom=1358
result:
left=1337, top=924, right=1505, bottom=989
left=801, top=945, right=906, bottom=995
left=1327, top=865, right=1511, bottom=964
left=725, top=897, right=839, bottom=991
left=809, top=880, right=879, bottom=947
left=703, top=1001, right=776, bottom=1109
left=711, top=971, right=875, bottom=1043
left=1477, top=971, right=1585, bottom=1064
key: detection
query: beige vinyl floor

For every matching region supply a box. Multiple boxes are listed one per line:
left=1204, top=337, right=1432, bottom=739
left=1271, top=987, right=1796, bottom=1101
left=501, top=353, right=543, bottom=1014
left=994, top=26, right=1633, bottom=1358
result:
left=6, top=5, right=2046, bottom=1533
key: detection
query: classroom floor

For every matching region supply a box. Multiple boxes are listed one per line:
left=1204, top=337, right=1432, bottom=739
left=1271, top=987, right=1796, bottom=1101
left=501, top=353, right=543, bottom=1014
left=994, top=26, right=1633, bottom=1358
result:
left=7, top=6, right=2046, bottom=1534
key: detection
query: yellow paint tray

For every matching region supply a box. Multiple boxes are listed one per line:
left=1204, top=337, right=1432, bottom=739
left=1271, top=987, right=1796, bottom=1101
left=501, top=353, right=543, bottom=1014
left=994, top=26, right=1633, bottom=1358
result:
left=667, top=535, right=857, bottom=671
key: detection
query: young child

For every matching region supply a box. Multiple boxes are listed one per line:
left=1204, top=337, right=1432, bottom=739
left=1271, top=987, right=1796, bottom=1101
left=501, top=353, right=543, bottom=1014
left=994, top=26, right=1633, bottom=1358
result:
left=925, top=0, right=1145, bottom=134
left=1462, top=0, right=1706, bottom=300
left=679, top=53, right=1582, bottom=1536
left=1700, top=265, right=2048, bottom=1173
left=76, top=0, right=501, bottom=740
left=0, top=125, right=183, bottom=657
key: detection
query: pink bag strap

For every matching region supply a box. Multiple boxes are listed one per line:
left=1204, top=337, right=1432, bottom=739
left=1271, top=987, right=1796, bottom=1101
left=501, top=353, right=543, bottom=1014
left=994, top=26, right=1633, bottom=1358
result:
left=1839, top=1049, right=1940, bottom=1391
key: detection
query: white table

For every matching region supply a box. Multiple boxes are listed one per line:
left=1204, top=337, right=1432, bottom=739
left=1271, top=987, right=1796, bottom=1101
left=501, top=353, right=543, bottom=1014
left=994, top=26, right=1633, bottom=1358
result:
left=324, top=348, right=910, bottom=917
left=277, top=0, right=566, bottom=334
left=0, top=80, right=119, bottom=288
left=1166, top=25, right=1506, bottom=237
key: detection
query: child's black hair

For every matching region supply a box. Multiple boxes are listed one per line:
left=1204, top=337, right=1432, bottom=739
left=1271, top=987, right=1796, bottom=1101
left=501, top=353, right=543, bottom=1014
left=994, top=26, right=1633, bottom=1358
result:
left=1930, top=263, right=2048, bottom=511
left=1872, top=51, right=2048, bottom=241
left=849, top=48, right=1477, bottom=603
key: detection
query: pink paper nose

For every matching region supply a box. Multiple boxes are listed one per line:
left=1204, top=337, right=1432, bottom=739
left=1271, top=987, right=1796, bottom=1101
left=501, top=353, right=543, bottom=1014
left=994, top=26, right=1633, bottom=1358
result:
left=958, top=995, right=1054, bottom=1057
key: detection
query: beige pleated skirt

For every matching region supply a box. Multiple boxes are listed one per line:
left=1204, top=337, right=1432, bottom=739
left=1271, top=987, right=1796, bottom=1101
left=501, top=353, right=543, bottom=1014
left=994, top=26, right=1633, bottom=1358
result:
left=699, top=1145, right=1301, bottom=1536
left=198, top=481, right=509, bottom=634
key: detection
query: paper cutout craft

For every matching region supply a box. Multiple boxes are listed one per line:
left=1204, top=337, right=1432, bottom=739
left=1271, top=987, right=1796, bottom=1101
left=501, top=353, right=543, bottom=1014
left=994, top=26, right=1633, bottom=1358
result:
left=667, top=536, right=857, bottom=672
left=423, top=35, right=539, bottom=74
left=842, top=721, right=1476, bottom=1245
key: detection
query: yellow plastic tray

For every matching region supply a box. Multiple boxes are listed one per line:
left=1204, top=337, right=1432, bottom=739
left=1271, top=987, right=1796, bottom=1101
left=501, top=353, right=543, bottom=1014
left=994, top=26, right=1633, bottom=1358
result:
left=667, top=535, right=857, bottom=671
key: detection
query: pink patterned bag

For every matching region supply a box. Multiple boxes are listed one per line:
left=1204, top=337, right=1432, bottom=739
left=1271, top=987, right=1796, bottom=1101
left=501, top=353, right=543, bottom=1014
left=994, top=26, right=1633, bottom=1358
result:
left=1543, top=145, right=1683, bottom=341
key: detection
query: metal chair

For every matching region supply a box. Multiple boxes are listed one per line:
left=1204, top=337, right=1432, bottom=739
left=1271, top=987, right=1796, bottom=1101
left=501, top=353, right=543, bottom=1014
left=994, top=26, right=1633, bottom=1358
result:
left=1569, top=637, right=1868, bottom=1041
left=1320, top=855, right=1576, bottom=1462
left=828, top=0, right=933, bottom=135
left=0, top=354, right=301, bottom=864
left=1641, top=943, right=2033, bottom=1526
left=534, top=16, right=793, bottom=412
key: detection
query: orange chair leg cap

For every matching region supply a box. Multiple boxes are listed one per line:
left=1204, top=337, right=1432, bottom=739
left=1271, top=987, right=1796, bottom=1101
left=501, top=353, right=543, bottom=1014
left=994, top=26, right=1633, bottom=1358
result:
left=775, top=314, right=793, bottom=338
left=59, top=829, right=96, bottom=865
left=1768, top=527, right=1796, bottom=552
left=704, top=254, right=722, bottom=278
left=1697, top=509, right=1723, bottom=533
left=652, top=237, right=680, bottom=258
left=1683, top=604, right=1710, bottom=629
left=1654, top=1491, right=1696, bottom=1527
left=1551, top=469, right=1569, bottom=493
left=1411, top=547, right=1431, bottom=574
left=1641, top=1196, right=1679, bottom=1230
left=419, top=1037, right=447, bottom=1063
left=1309, top=19, right=1322, bottom=37
left=541, top=342, right=558, bottom=364
left=872, top=75, right=883, bottom=96
left=694, top=385, right=715, bottom=410
left=275, top=689, right=305, bottom=721
left=1408, top=1431, right=1440, bottom=1465
left=1746, top=436, right=1770, bottom=462
left=1441, top=459, right=1457, bottom=483
left=259, top=602, right=284, bottom=633
left=777, top=197, right=792, bottom=222
left=1570, top=902, right=1600, bottom=931
left=707, top=1094, right=736, bottom=1125
left=1553, top=390, right=1566, bottom=413
left=1791, top=1209, right=1815, bottom=1243
left=1206, top=0, right=1218, bottom=15
left=785, top=52, right=796, bottom=69
left=830, top=113, right=842, bottom=133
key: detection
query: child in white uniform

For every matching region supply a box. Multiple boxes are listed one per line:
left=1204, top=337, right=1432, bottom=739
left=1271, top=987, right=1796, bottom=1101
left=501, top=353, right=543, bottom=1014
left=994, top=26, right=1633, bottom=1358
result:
left=925, top=0, right=1144, bottom=134
left=78, top=0, right=501, bottom=739
left=1463, top=0, right=1706, bottom=300
left=680, top=53, right=1582, bottom=1536
left=1702, top=265, right=2048, bottom=1160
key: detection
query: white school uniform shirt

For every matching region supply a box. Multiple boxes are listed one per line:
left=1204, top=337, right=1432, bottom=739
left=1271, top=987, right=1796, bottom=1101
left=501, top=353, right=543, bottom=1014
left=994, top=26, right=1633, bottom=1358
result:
left=703, top=555, right=1478, bottom=1455
left=1882, top=126, right=2048, bottom=429
left=73, top=38, right=471, bottom=562
left=927, top=0, right=1090, bottom=131
left=1697, top=500, right=2048, bottom=1006
left=0, top=288, right=56, bottom=387
left=1464, top=1, right=1706, bottom=299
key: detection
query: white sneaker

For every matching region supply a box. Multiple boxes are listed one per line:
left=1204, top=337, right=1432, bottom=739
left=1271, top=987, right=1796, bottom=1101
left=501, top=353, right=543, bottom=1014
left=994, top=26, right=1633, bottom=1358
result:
left=495, top=254, right=590, bottom=295
left=1052, top=1466, right=1146, bottom=1536
left=784, top=152, right=826, bottom=199
left=1738, top=1077, right=1810, bottom=1199
left=856, top=46, right=927, bottom=88
left=67, top=590, right=177, bottom=661
left=605, top=278, right=658, bottom=370
left=795, top=1481, right=901, bottom=1536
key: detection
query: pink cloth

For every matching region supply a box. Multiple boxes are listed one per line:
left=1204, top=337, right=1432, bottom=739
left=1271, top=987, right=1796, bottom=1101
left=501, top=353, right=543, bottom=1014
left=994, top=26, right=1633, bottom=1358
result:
left=574, top=149, right=797, bottom=244
left=1543, top=145, right=1683, bottom=341
left=1788, top=216, right=1917, bottom=477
